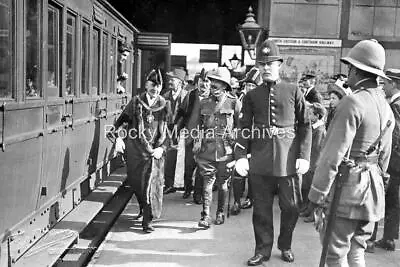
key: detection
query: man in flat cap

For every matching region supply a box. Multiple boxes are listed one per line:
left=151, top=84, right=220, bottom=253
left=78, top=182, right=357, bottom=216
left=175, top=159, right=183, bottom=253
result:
left=234, top=39, right=312, bottom=265
left=368, top=68, right=400, bottom=252
left=163, top=68, right=188, bottom=195
left=301, top=73, right=323, bottom=104
left=307, top=39, right=394, bottom=266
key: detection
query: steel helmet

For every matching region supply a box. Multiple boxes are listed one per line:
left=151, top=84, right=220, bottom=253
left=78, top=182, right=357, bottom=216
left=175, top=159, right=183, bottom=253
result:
left=207, top=67, right=231, bottom=89
left=340, top=39, right=389, bottom=79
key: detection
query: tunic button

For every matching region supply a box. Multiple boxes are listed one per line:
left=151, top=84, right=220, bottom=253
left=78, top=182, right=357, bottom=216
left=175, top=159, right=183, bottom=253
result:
left=270, top=99, right=275, bottom=103
left=271, top=112, right=276, bottom=117
left=272, top=118, right=277, bottom=123
left=270, top=93, right=274, bottom=97
left=271, top=106, right=276, bottom=110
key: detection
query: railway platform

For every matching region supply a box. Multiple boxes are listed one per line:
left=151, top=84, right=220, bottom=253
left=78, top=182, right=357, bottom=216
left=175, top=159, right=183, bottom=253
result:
left=87, top=192, right=400, bottom=267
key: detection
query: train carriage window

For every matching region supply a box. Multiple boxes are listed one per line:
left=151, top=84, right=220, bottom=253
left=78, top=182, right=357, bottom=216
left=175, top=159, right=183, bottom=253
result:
left=66, top=13, right=76, bottom=96
left=0, top=0, right=12, bottom=99
left=47, top=5, right=61, bottom=97
left=110, top=36, right=116, bottom=94
left=26, top=0, right=41, bottom=98
left=92, top=28, right=100, bottom=94
left=81, top=21, right=89, bottom=95
left=101, top=33, right=108, bottom=94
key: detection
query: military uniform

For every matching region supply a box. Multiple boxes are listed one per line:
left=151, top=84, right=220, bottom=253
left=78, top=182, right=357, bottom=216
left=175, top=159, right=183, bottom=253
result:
left=235, top=80, right=311, bottom=258
left=197, top=91, right=241, bottom=219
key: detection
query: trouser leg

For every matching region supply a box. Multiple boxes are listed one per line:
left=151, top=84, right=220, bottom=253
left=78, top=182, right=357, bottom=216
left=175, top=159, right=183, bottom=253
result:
left=194, top=166, right=204, bottom=197
left=277, top=175, right=301, bottom=250
left=216, top=160, right=230, bottom=213
left=197, top=158, right=217, bottom=216
left=251, top=174, right=277, bottom=257
left=184, top=143, right=195, bottom=192
left=383, top=175, right=400, bottom=240
left=164, top=148, right=177, bottom=188
left=232, top=176, right=245, bottom=203
left=320, top=216, right=374, bottom=267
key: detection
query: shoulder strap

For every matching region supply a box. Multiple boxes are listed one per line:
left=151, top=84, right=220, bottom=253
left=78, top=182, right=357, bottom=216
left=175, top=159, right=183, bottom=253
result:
left=364, top=89, right=392, bottom=155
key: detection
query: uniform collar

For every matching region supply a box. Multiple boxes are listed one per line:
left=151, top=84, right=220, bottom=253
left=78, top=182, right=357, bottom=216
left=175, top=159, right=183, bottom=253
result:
left=352, top=78, right=378, bottom=92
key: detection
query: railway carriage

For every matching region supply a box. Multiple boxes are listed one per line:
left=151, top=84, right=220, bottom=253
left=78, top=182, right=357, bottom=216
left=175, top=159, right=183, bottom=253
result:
left=0, top=0, right=172, bottom=265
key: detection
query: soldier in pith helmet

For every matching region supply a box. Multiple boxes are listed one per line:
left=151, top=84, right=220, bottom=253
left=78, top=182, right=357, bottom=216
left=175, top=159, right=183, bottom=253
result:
left=234, top=39, right=312, bottom=265
left=307, top=39, right=394, bottom=266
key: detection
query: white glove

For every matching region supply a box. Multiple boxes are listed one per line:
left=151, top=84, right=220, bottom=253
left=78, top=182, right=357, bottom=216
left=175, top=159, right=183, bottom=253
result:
left=235, top=158, right=249, bottom=177
left=115, top=137, right=125, bottom=154
left=152, top=147, right=164, bottom=160
left=296, top=158, right=310, bottom=175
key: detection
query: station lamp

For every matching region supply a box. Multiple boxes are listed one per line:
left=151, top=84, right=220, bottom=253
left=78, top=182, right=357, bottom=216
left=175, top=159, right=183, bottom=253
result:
left=229, top=53, right=241, bottom=70
left=237, top=6, right=266, bottom=60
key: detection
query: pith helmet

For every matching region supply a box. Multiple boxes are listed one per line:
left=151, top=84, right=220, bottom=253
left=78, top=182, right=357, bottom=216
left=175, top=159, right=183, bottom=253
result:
left=340, top=39, right=389, bottom=79
left=256, top=40, right=283, bottom=64
left=207, top=67, right=231, bottom=89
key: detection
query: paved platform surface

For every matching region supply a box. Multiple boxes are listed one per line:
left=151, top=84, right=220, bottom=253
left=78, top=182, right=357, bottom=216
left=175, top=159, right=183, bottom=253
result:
left=88, top=192, right=400, bottom=267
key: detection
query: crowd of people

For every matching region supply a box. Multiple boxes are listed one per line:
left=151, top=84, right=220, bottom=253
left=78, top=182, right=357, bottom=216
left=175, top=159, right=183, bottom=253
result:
left=108, top=38, right=400, bottom=266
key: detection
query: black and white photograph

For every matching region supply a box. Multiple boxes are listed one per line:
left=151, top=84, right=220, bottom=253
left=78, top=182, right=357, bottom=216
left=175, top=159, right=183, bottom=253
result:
left=1, top=0, right=400, bottom=266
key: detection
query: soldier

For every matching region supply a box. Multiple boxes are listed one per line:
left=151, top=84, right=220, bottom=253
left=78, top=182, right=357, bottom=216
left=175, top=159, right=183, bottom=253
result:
left=307, top=39, right=394, bottom=266
left=193, top=67, right=241, bottom=228
left=162, top=68, right=188, bottom=195
left=369, top=68, right=400, bottom=252
left=110, top=69, right=169, bottom=233
left=234, top=40, right=312, bottom=265
left=301, top=73, right=323, bottom=104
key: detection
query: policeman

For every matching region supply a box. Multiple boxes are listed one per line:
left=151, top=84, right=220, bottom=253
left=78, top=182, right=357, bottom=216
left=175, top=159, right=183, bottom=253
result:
left=308, top=39, right=394, bottom=266
left=234, top=40, right=312, bottom=265
left=196, top=67, right=241, bottom=228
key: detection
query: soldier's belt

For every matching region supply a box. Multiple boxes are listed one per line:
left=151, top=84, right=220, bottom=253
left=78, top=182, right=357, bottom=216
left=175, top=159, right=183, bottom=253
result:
left=351, top=154, right=379, bottom=165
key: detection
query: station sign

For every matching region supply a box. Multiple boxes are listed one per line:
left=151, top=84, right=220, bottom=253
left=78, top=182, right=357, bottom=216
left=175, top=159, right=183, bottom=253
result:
left=269, top=37, right=342, bottom=48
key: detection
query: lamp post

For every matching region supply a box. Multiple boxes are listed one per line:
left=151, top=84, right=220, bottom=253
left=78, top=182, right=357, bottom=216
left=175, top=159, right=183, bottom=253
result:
left=237, top=6, right=266, bottom=60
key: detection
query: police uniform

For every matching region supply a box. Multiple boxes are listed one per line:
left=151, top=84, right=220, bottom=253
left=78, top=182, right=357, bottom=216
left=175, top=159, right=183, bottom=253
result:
left=235, top=40, right=311, bottom=263
left=308, top=40, right=395, bottom=266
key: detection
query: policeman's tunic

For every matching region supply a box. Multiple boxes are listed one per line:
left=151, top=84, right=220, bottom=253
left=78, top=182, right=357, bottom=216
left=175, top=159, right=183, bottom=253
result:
left=235, top=81, right=311, bottom=176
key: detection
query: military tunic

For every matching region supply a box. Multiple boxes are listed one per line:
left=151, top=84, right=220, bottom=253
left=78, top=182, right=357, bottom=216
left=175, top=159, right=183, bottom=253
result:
left=196, top=92, right=241, bottom=216
left=308, top=80, right=394, bottom=266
